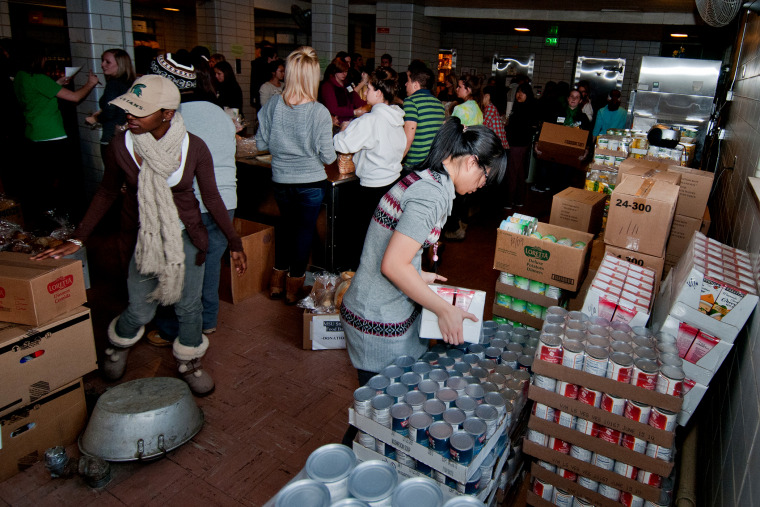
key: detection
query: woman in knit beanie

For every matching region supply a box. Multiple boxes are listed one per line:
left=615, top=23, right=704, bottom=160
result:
left=34, top=75, right=247, bottom=396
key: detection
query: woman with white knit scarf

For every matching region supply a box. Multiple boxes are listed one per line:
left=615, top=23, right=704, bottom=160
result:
left=34, top=75, right=247, bottom=395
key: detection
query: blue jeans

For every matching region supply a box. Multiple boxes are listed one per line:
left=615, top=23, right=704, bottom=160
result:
left=154, top=210, right=235, bottom=337
left=115, top=230, right=205, bottom=348
left=273, top=182, right=326, bottom=277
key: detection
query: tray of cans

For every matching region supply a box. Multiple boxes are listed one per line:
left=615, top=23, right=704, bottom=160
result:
left=493, top=279, right=568, bottom=331
left=351, top=440, right=501, bottom=502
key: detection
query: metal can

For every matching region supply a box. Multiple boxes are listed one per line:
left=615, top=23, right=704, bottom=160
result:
left=547, top=436, right=571, bottom=454
left=614, top=460, right=638, bottom=479
left=598, top=425, right=622, bottom=445
left=537, top=460, right=557, bottom=473
left=428, top=368, right=449, bottom=389
left=555, top=380, right=579, bottom=399
left=552, top=487, right=574, bottom=507
left=621, top=433, right=647, bottom=454
left=428, top=421, right=453, bottom=457
left=437, top=357, right=455, bottom=370
left=457, top=468, right=481, bottom=495
left=449, top=432, right=475, bottom=465
left=408, top=412, right=433, bottom=447
left=500, top=351, right=519, bottom=369
left=381, top=365, right=404, bottom=382
left=442, top=407, right=467, bottom=430
left=634, top=346, right=658, bottom=362
left=575, top=418, right=600, bottom=437
left=400, top=372, right=422, bottom=391
left=420, top=351, right=440, bottom=364
left=405, top=390, right=427, bottom=412
left=532, top=477, right=554, bottom=500
left=561, top=339, right=585, bottom=370
left=386, top=382, right=409, bottom=403
left=624, top=400, right=652, bottom=424
left=423, top=399, right=446, bottom=421
left=570, top=445, right=592, bottom=462
left=577, top=475, right=599, bottom=493
left=435, top=387, right=458, bottom=408
left=656, top=342, right=678, bottom=357
left=556, top=411, right=576, bottom=429
left=514, top=275, right=530, bottom=290
left=600, top=392, right=626, bottom=416
left=658, top=353, right=683, bottom=368
left=367, top=374, right=391, bottom=394
left=529, top=279, right=547, bottom=295
left=583, top=346, right=610, bottom=377
left=495, top=292, right=512, bottom=308
left=537, top=332, right=563, bottom=364
left=395, top=355, right=416, bottom=371
left=656, top=365, right=685, bottom=397
left=455, top=395, right=478, bottom=417
left=463, top=417, right=488, bottom=452
left=611, top=321, right=633, bottom=335
left=446, top=376, right=468, bottom=395
left=638, top=469, right=662, bottom=488
left=475, top=403, right=500, bottom=438
left=533, top=373, right=557, bottom=392
left=395, top=451, right=416, bottom=470
left=513, top=370, right=531, bottom=395
left=645, top=442, right=673, bottom=462
left=527, top=428, right=548, bottom=447
left=391, top=402, right=414, bottom=436
left=464, top=383, right=485, bottom=404
left=578, top=386, right=602, bottom=408
left=418, top=379, right=439, bottom=400
left=587, top=336, right=609, bottom=349
left=371, top=394, right=394, bottom=428
left=518, top=355, right=534, bottom=372
left=648, top=407, right=677, bottom=432
left=598, top=484, right=620, bottom=501
left=610, top=340, right=634, bottom=356
left=573, top=495, right=595, bottom=506
left=632, top=358, right=659, bottom=390
left=532, top=402, right=556, bottom=422
left=527, top=302, right=544, bottom=318
left=412, top=361, right=432, bottom=379
left=591, top=452, right=615, bottom=471
left=620, top=491, right=645, bottom=507
left=499, top=272, right=515, bottom=286
left=353, top=386, right=375, bottom=417
left=607, top=352, right=634, bottom=383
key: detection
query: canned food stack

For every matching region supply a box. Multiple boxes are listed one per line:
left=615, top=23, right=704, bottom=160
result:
left=349, top=337, right=536, bottom=499
left=652, top=232, right=759, bottom=425
left=521, top=307, right=684, bottom=507
left=582, top=255, right=657, bottom=328
left=499, top=213, right=539, bottom=235
left=272, top=443, right=488, bottom=506
left=494, top=271, right=566, bottom=331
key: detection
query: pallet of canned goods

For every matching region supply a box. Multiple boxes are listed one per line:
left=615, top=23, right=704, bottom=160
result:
left=493, top=274, right=566, bottom=331
left=521, top=307, right=683, bottom=505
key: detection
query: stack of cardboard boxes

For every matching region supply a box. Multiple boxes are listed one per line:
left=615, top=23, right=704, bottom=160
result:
left=492, top=222, right=594, bottom=330
left=0, top=252, right=96, bottom=481
left=652, top=232, right=758, bottom=425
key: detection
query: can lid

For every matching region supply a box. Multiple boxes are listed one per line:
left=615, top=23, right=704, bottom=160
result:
left=513, top=370, right=531, bottom=381
left=453, top=362, right=471, bottom=375
left=418, top=379, right=439, bottom=394
left=428, top=420, right=454, bottom=439
left=400, top=372, right=422, bottom=386
left=489, top=338, right=508, bottom=349
left=610, top=351, right=634, bottom=367
left=634, top=346, right=657, bottom=361
left=391, top=477, right=443, bottom=507
left=450, top=431, right=475, bottom=452
left=446, top=348, right=465, bottom=360
left=443, top=408, right=467, bottom=426
left=394, top=355, right=415, bottom=369
left=462, top=353, right=480, bottom=365
left=467, top=343, right=485, bottom=354
left=438, top=356, right=455, bottom=368
left=420, top=352, right=439, bottom=364
left=464, top=384, right=485, bottom=398
left=390, top=402, right=414, bottom=420
left=347, top=460, right=398, bottom=501
left=408, top=411, right=433, bottom=429
left=275, top=479, right=331, bottom=507
left=475, top=403, right=498, bottom=421
left=423, top=398, right=446, bottom=415
left=586, top=345, right=610, bottom=360
left=484, top=391, right=505, bottom=407
left=367, top=374, right=390, bottom=391
left=540, top=332, right=562, bottom=347
left=381, top=365, right=404, bottom=379
left=353, top=386, right=375, bottom=402
left=494, top=364, right=514, bottom=377
left=660, top=364, right=685, bottom=381
left=634, top=357, right=659, bottom=373
left=470, top=367, right=489, bottom=380
left=480, top=450, right=496, bottom=467
left=463, top=416, right=487, bottom=435
left=446, top=377, right=468, bottom=391
left=330, top=498, right=370, bottom=507
left=485, top=346, right=503, bottom=358
left=412, top=362, right=432, bottom=376
left=466, top=467, right=482, bottom=483
left=404, top=390, right=427, bottom=406
left=436, top=387, right=458, bottom=403
left=562, top=339, right=585, bottom=354
left=386, top=382, right=409, bottom=399
left=371, top=394, right=393, bottom=410
left=429, top=369, right=449, bottom=383
left=441, top=495, right=487, bottom=506
left=305, top=444, right=357, bottom=483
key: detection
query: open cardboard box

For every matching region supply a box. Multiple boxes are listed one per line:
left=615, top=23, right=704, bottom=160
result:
left=523, top=439, right=665, bottom=503
left=219, top=219, right=275, bottom=304
left=0, top=252, right=87, bottom=326
left=0, top=307, right=97, bottom=417
left=494, top=223, right=593, bottom=292
left=349, top=407, right=510, bottom=483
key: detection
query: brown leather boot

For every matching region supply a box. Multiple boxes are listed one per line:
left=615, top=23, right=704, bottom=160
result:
left=270, top=268, right=288, bottom=299
left=285, top=274, right=306, bottom=305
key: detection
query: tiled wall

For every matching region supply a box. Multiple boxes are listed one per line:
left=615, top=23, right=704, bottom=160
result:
left=312, top=0, right=348, bottom=70
left=0, top=0, right=10, bottom=38
left=699, top=10, right=760, bottom=507
left=374, top=2, right=440, bottom=73
left=66, top=0, right=134, bottom=195
left=440, top=32, right=660, bottom=106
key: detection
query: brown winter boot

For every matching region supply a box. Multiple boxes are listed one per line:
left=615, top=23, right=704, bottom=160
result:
left=173, top=336, right=215, bottom=396
left=269, top=268, right=288, bottom=299
left=285, top=274, right=306, bottom=305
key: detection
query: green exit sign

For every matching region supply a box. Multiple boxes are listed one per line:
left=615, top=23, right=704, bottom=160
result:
left=545, top=37, right=558, bottom=47
left=548, top=25, right=559, bottom=36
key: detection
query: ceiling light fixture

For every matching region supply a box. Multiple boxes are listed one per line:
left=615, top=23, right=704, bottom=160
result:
left=163, top=7, right=180, bottom=12
left=671, top=33, right=688, bottom=37
left=514, top=27, right=530, bottom=32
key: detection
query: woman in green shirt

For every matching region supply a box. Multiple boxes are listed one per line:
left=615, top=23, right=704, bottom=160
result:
left=451, top=74, right=483, bottom=126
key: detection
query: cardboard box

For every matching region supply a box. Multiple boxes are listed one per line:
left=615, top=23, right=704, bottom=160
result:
left=420, top=285, right=486, bottom=343
left=665, top=214, right=702, bottom=260
left=0, top=252, right=87, bottom=326
left=536, top=123, right=589, bottom=169
left=349, top=407, right=510, bottom=483
left=617, top=161, right=682, bottom=186
left=652, top=265, right=758, bottom=344
left=0, top=379, right=87, bottom=481
left=302, top=310, right=345, bottom=350
left=219, top=219, right=275, bottom=304
left=0, top=307, right=97, bottom=417
left=604, top=245, right=665, bottom=283
left=668, top=166, right=714, bottom=219
left=700, top=206, right=711, bottom=235
left=493, top=224, right=593, bottom=292
left=679, top=381, right=708, bottom=426
left=604, top=177, right=679, bottom=258
left=549, top=188, right=609, bottom=235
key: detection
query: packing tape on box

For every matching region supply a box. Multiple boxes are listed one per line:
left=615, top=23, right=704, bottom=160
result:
left=634, top=178, right=656, bottom=198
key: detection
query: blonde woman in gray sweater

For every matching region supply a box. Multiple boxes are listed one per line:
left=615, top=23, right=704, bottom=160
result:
left=256, top=46, right=337, bottom=303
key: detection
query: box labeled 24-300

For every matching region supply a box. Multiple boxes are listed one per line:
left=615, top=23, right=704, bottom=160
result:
left=0, top=252, right=87, bottom=326
left=549, top=187, right=608, bottom=235
left=494, top=223, right=593, bottom=292
left=604, top=177, right=679, bottom=258
left=0, top=306, right=97, bottom=417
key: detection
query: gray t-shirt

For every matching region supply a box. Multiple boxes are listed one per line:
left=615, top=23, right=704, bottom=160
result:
left=255, top=97, right=336, bottom=184
left=340, top=169, right=456, bottom=372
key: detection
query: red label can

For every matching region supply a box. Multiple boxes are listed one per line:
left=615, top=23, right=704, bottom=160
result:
left=648, top=407, right=677, bottom=432
left=548, top=436, right=571, bottom=454
left=532, top=477, right=553, bottom=500
left=632, top=358, right=658, bottom=390
left=637, top=469, right=662, bottom=488
left=600, top=392, right=626, bottom=416
left=556, top=467, right=577, bottom=482
left=575, top=418, right=600, bottom=437
left=624, top=400, right=652, bottom=423
left=656, top=365, right=685, bottom=397
left=538, top=333, right=563, bottom=364
left=620, top=491, right=645, bottom=507
left=532, top=402, right=556, bottom=422
left=578, top=386, right=602, bottom=408
left=598, top=425, right=622, bottom=445
left=621, top=433, right=647, bottom=454
left=555, top=380, right=579, bottom=399
left=613, top=460, right=638, bottom=479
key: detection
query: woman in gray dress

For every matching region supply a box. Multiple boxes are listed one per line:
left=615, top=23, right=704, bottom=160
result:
left=339, top=118, right=507, bottom=384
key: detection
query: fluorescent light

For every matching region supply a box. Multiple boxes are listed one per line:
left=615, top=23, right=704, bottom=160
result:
left=163, top=7, right=180, bottom=11
left=514, top=27, right=530, bottom=32
left=671, top=33, right=688, bottom=37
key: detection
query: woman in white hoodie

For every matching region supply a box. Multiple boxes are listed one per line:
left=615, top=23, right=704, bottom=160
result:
left=334, top=67, right=406, bottom=269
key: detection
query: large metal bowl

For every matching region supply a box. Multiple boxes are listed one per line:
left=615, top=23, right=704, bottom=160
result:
left=79, top=377, right=204, bottom=462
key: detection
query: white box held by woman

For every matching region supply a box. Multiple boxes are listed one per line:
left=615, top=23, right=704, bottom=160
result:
left=420, top=285, right=485, bottom=344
